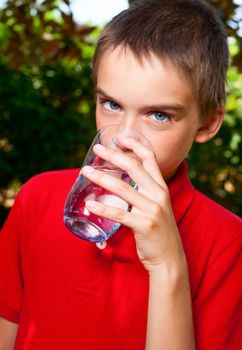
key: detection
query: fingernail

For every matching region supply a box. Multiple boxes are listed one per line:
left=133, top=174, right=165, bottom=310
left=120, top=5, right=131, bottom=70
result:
left=86, top=200, right=99, bottom=209
left=94, top=144, right=106, bottom=152
left=83, top=166, right=94, bottom=174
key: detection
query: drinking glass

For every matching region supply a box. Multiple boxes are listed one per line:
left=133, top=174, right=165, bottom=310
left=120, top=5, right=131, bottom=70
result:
left=63, top=124, right=152, bottom=243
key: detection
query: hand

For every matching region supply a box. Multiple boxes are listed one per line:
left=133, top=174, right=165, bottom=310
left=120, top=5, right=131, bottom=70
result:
left=82, top=136, right=186, bottom=275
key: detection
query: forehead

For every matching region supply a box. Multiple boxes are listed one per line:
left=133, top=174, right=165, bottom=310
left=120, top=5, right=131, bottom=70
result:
left=96, top=46, right=195, bottom=109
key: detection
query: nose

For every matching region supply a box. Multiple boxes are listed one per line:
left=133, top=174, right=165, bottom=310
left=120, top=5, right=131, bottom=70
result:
left=120, top=113, right=141, bottom=135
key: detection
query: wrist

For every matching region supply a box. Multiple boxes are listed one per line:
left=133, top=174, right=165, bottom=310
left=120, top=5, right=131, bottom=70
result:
left=148, top=255, right=190, bottom=290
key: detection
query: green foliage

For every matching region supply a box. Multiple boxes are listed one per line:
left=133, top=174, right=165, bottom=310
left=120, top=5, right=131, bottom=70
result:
left=188, top=53, right=242, bottom=216
left=0, top=0, right=97, bottom=224
left=0, top=59, right=96, bottom=178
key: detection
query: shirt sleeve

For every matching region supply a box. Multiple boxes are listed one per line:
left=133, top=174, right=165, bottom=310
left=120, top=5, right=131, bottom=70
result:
left=193, top=233, right=242, bottom=350
left=0, top=190, right=25, bottom=323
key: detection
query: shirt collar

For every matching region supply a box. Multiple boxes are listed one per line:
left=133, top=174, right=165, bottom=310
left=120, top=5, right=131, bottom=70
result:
left=168, top=161, right=195, bottom=225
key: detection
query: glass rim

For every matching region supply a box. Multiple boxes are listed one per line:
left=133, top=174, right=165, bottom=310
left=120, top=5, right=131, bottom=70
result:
left=96, top=124, right=153, bottom=150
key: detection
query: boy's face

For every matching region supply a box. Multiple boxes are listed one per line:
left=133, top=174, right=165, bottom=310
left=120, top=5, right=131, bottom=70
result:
left=95, top=46, right=203, bottom=181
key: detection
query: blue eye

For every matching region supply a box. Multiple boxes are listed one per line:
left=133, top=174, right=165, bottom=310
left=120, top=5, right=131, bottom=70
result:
left=103, top=100, right=120, bottom=111
left=151, top=112, right=169, bottom=122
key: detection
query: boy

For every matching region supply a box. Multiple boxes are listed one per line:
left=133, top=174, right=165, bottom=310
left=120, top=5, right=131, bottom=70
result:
left=0, top=0, right=241, bottom=349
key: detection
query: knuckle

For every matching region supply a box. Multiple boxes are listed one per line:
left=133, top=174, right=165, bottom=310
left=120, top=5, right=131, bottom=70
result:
left=159, top=191, right=170, bottom=206
left=99, top=203, right=114, bottom=219
left=150, top=202, right=162, bottom=218
left=109, top=148, right=117, bottom=160
left=146, top=148, right=156, bottom=160
left=128, top=158, right=142, bottom=173
left=143, top=203, right=162, bottom=231
left=115, top=179, right=130, bottom=195
left=98, top=170, right=107, bottom=184
left=113, top=207, right=125, bottom=222
left=154, top=187, right=170, bottom=207
left=144, top=217, right=156, bottom=232
left=134, top=159, right=143, bottom=170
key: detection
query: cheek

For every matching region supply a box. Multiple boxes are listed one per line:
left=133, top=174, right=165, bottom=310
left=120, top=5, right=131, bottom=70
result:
left=151, top=133, right=194, bottom=165
left=95, top=106, right=106, bottom=129
left=95, top=107, right=123, bottom=130
left=95, top=116, right=111, bottom=130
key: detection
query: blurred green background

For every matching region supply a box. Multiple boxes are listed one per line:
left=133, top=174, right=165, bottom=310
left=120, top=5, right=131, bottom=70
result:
left=0, top=0, right=241, bottom=226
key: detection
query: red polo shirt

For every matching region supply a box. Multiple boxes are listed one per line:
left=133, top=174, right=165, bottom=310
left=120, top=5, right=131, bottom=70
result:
left=0, top=162, right=241, bottom=349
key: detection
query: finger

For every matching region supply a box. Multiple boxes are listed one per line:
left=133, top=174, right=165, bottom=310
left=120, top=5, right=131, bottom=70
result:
left=82, top=165, right=154, bottom=213
left=116, top=135, right=167, bottom=189
left=92, top=144, right=166, bottom=198
left=85, top=199, right=156, bottom=233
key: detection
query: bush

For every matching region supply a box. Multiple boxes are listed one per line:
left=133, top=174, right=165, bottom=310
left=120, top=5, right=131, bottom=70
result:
left=188, top=45, right=242, bottom=216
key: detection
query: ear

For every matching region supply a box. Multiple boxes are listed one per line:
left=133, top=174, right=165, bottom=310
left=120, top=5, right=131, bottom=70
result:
left=194, top=107, right=224, bottom=143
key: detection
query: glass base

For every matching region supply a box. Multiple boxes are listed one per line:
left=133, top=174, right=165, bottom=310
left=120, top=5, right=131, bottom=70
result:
left=64, top=215, right=120, bottom=243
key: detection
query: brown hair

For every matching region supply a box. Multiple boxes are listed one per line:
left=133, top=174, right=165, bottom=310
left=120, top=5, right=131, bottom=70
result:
left=93, top=0, right=229, bottom=120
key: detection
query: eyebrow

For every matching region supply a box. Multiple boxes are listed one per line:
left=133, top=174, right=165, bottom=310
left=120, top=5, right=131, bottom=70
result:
left=95, top=86, right=186, bottom=112
left=95, top=87, right=120, bottom=104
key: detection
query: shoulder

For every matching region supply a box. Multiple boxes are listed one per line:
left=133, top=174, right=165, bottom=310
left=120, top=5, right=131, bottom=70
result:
left=183, top=189, right=241, bottom=279
left=189, top=189, right=242, bottom=250
left=5, top=169, right=80, bottom=235
left=21, top=168, right=79, bottom=194
left=24, top=168, right=79, bottom=188
left=181, top=188, right=242, bottom=301
left=192, top=189, right=241, bottom=232
left=15, top=169, right=79, bottom=210
left=190, top=196, right=242, bottom=349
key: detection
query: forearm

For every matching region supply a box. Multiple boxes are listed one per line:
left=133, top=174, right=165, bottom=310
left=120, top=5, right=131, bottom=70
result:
left=145, top=259, right=195, bottom=350
left=0, top=317, right=18, bottom=350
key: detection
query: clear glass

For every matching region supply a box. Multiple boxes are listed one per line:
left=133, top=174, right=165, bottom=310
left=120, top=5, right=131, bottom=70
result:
left=63, top=124, right=152, bottom=243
